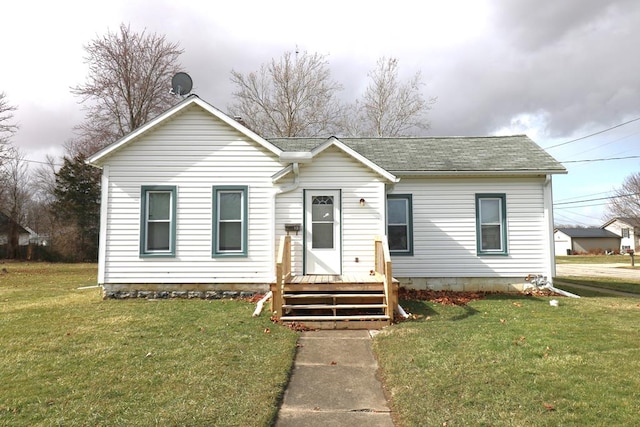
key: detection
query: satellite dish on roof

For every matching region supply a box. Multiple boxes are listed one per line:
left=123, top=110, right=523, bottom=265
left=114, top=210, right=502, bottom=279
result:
left=171, top=72, right=193, bottom=96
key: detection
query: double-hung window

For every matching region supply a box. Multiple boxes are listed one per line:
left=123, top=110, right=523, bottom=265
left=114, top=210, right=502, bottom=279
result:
left=387, top=194, right=413, bottom=255
left=140, top=186, right=176, bottom=257
left=213, top=186, right=248, bottom=257
left=476, top=193, right=507, bottom=255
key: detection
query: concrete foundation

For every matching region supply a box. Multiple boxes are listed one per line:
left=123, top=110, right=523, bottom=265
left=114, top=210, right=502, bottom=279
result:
left=397, top=277, right=527, bottom=293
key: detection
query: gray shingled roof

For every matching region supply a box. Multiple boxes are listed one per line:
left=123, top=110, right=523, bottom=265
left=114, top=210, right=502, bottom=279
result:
left=556, top=228, right=620, bottom=238
left=267, top=135, right=565, bottom=175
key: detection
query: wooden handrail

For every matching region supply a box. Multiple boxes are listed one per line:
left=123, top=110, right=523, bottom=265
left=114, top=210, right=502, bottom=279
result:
left=374, top=235, right=397, bottom=320
left=271, top=235, right=291, bottom=318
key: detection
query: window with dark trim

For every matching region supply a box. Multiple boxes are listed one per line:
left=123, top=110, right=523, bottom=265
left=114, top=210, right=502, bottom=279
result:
left=622, top=228, right=630, bottom=238
left=213, top=186, right=248, bottom=257
left=387, top=194, right=413, bottom=255
left=140, top=186, right=176, bottom=257
left=476, top=193, right=507, bottom=255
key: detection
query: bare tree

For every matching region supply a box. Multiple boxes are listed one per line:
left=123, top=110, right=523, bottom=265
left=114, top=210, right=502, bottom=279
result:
left=605, top=172, right=640, bottom=223
left=0, top=92, right=18, bottom=167
left=28, top=155, right=59, bottom=247
left=1, top=147, right=31, bottom=258
left=229, top=51, right=344, bottom=137
left=350, top=57, right=436, bottom=137
left=70, top=23, right=184, bottom=156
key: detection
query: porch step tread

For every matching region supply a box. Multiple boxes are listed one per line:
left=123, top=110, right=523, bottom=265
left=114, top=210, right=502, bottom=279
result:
left=280, top=315, right=390, bottom=321
left=282, top=304, right=387, bottom=309
left=283, top=293, right=384, bottom=298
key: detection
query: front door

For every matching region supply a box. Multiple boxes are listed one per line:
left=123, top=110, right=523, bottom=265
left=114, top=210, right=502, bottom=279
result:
left=305, top=190, right=341, bottom=275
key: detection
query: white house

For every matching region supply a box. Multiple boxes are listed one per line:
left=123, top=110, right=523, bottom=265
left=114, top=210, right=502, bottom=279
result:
left=602, top=218, right=640, bottom=253
left=87, top=95, right=566, bottom=326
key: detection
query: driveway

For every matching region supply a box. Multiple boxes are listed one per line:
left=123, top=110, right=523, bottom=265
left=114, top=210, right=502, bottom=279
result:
left=555, top=263, right=640, bottom=280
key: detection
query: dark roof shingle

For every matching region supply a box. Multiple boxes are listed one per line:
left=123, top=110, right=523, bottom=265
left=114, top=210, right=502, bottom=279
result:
left=268, top=135, right=565, bottom=175
left=556, top=228, right=620, bottom=238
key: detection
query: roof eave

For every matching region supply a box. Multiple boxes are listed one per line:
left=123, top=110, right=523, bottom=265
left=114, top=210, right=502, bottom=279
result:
left=391, top=169, right=567, bottom=177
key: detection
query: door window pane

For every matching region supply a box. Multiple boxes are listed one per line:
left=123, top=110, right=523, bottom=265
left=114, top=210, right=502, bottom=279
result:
left=311, top=195, right=335, bottom=249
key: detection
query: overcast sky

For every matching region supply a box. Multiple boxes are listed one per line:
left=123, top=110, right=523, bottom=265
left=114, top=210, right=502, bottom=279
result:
left=2, top=0, right=639, bottom=226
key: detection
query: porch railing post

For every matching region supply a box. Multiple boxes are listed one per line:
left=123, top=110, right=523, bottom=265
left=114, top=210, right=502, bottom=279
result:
left=374, top=235, right=396, bottom=320
left=271, top=235, right=291, bottom=319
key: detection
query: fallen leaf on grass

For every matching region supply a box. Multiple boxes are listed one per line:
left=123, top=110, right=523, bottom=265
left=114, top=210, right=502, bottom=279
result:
left=263, top=328, right=270, bottom=334
left=500, top=319, right=506, bottom=324
left=513, top=302, right=523, bottom=307
left=330, top=361, right=337, bottom=365
left=543, top=403, right=556, bottom=411
left=513, top=336, right=526, bottom=345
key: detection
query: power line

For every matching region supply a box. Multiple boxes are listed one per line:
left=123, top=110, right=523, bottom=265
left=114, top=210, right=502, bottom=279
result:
left=553, top=192, right=640, bottom=206
left=561, top=155, right=640, bottom=164
left=554, top=190, right=614, bottom=203
left=545, top=117, right=640, bottom=150
left=0, top=154, right=62, bottom=167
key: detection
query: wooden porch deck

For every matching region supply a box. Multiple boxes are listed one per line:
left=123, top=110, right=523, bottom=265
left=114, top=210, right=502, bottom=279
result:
left=286, top=273, right=385, bottom=284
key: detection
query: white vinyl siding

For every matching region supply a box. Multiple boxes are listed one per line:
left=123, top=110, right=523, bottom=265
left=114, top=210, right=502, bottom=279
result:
left=100, top=104, right=281, bottom=284
left=275, top=146, right=387, bottom=276
left=389, top=177, right=549, bottom=278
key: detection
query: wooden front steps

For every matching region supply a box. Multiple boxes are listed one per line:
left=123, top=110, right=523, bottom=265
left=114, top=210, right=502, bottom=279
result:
left=273, top=280, right=393, bottom=330
left=271, top=235, right=398, bottom=330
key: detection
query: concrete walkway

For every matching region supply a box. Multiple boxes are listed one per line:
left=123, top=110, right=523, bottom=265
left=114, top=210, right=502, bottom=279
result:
left=274, top=330, right=394, bottom=427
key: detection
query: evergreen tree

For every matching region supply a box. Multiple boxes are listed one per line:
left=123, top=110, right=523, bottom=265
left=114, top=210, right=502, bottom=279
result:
left=53, top=155, right=101, bottom=261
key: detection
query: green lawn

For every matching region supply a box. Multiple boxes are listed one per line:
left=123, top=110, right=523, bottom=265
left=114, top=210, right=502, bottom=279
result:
left=0, top=262, right=298, bottom=426
left=556, top=254, right=635, bottom=264
left=375, top=294, right=640, bottom=426
left=4, top=262, right=640, bottom=426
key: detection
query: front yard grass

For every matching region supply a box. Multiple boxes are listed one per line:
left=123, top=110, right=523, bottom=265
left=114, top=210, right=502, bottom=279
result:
left=375, top=294, right=640, bottom=426
left=555, top=276, right=640, bottom=295
left=555, top=254, right=634, bottom=264
left=0, top=262, right=298, bottom=426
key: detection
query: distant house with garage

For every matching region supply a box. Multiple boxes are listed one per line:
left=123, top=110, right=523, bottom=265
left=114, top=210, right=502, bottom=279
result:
left=554, top=227, right=621, bottom=255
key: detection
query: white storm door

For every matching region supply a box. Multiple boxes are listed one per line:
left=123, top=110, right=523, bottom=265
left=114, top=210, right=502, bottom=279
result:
left=305, top=190, right=341, bottom=275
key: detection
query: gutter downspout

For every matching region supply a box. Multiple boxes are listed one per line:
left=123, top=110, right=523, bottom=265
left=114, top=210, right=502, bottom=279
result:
left=543, top=174, right=556, bottom=278
left=276, top=162, right=301, bottom=195
left=262, top=162, right=302, bottom=315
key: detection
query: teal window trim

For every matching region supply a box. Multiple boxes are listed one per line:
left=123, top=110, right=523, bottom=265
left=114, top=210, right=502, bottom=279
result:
left=140, top=186, right=177, bottom=257
left=212, top=186, right=248, bottom=257
left=476, top=193, right=508, bottom=256
left=387, top=194, right=413, bottom=256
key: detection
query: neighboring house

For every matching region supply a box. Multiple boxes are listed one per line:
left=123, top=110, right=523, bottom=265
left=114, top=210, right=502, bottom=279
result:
left=0, top=212, right=30, bottom=247
left=87, top=95, right=566, bottom=324
left=602, top=217, right=640, bottom=253
left=554, top=227, right=620, bottom=255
